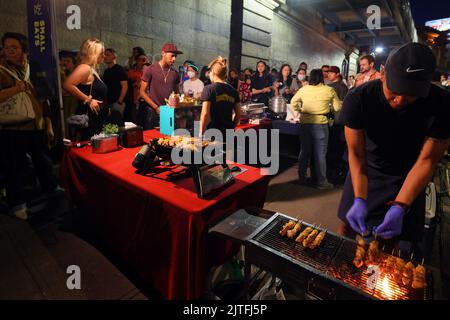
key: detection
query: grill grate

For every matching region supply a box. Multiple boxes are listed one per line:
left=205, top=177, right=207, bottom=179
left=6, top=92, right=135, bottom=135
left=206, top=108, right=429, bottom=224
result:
left=248, top=213, right=433, bottom=300
left=329, top=239, right=432, bottom=300
left=253, top=216, right=342, bottom=272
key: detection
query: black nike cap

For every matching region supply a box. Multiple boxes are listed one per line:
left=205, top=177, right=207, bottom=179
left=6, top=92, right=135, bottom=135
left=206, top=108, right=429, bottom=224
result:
left=385, top=42, right=436, bottom=98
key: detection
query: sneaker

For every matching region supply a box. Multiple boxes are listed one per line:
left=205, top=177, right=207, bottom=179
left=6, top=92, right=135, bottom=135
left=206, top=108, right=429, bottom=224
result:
left=315, top=182, right=334, bottom=190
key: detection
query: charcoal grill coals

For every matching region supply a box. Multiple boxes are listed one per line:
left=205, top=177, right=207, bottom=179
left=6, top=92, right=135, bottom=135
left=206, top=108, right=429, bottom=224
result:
left=247, top=213, right=433, bottom=300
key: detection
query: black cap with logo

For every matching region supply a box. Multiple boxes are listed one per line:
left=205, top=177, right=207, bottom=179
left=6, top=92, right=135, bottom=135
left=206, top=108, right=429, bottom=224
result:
left=385, top=42, right=436, bottom=98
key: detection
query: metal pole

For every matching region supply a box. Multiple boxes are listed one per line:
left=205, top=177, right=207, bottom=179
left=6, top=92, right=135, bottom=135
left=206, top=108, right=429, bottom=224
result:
left=50, top=0, right=66, bottom=140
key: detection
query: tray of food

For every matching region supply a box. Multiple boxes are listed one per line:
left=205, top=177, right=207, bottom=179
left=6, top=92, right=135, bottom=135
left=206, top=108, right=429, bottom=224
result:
left=153, top=136, right=217, bottom=154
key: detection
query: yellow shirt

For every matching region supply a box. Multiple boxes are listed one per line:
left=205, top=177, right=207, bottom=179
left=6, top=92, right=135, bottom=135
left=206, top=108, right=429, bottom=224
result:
left=291, top=83, right=341, bottom=124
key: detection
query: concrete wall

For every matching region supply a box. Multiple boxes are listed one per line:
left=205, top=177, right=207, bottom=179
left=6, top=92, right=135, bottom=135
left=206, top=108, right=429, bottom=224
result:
left=270, top=11, right=346, bottom=73
left=238, top=0, right=351, bottom=75
left=0, top=0, right=28, bottom=35
left=0, top=0, right=231, bottom=68
left=0, top=0, right=354, bottom=74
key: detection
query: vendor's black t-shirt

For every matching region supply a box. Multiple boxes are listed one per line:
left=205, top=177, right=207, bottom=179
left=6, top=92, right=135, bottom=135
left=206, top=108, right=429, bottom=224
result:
left=201, top=82, right=240, bottom=133
left=250, top=74, right=272, bottom=105
left=340, top=79, right=450, bottom=176
left=103, top=64, right=128, bottom=104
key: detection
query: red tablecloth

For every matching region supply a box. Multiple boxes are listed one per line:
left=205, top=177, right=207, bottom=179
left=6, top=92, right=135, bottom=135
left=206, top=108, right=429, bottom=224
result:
left=236, top=119, right=272, bottom=132
left=61, top=130, right=270, bottom=300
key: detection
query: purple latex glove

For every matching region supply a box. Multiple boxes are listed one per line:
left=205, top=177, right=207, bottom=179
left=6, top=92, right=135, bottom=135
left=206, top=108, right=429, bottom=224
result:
left=374, top=205, right=406, bottom=239
left=345, top=198, right=368, bottom=235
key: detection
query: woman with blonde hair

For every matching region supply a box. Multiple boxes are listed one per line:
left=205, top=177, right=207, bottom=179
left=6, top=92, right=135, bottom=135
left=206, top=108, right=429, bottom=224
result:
left=64, top=38, right=107, bottom=140
left=199, top=56, right=240, bottom=137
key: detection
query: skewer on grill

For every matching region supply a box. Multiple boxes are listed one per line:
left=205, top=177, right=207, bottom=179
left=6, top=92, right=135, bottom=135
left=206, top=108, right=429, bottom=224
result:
left=412, top=259, right=426, bottom=289
left=279, top=220, right=296, bottom=236
left=295, top=225, right=314, bottom=244
left=402, top=261, right=415, bottom=287
left=287, top=221, right=302, bottom=239
left=384, top=249, right=397, bottom=274
left=308, top=229, right=327, bottom=249
left=353, top=235, right=366, bottom=268
left=366, top=240, right=382, bottom=265
left=302, top=228, right=319, bottom=248
left=393, top=252, right=406, bottom=282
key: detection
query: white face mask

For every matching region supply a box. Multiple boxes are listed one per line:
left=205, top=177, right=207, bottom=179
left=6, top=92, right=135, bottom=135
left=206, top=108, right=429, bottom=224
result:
left=298, top=74, right=306, bottom=81
left=187, top=71, right=196, bottom=79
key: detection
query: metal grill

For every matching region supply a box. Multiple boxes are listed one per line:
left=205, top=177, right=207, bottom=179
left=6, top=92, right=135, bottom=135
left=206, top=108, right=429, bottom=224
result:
left=329, top=240, right=432, bottom=300
left=253, top=217, right=341, bottom=272
left=246, top=213, right=434, bottom=300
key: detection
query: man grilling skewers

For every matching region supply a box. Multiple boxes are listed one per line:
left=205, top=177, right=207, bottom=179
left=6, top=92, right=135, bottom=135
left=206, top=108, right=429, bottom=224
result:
left=338, top=43, right=450, bottom=250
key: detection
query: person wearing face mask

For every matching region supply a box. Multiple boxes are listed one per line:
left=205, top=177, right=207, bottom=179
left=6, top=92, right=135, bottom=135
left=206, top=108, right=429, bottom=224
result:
left=180, top=60, right=194, bottom=87
left=338, top=43, right=450, bottom=255
left=295, top=68, right=308, bottom=88
left=182, top=63, right=204, bottom=100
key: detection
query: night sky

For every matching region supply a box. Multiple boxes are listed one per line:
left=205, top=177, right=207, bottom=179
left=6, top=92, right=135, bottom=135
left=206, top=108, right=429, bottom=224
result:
left=409, top=0, right=450, bottom=26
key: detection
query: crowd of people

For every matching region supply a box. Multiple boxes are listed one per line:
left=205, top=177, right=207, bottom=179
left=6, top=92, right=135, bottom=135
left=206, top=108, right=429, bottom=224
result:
left=1, top=31, right=449, bottom=222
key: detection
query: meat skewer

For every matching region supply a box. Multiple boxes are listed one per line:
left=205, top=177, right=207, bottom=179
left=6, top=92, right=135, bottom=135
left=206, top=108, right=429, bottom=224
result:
left=384, top=249, right=397, bottom=275
left=287, top=221, right=302, bottom=239
left=296, top=226, right=313, bottom=244
left=303, top=228, right=319, bottom=247
left=366, top=239, right=382, bottom=265
left=393, top=253, right=406, bottom=282
left=279, top=220, right=296, bottom=236
left=402, top=261, right=415, bottom=287
left=353, top=235, right=366, bottom=268
left=412, top=259, right=426, bottom=289
left=309, top=230, right=327, bottom=249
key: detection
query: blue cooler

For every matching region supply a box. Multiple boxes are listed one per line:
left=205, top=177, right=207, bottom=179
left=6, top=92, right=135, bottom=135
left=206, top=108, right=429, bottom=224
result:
left=159, top=104, right=202, bottom=136
left=159, top=105, right=175, bottom=136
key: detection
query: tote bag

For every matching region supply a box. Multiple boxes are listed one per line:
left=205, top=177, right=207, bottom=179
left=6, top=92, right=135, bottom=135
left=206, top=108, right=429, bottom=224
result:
left=0, top=64, right=36, bottom=125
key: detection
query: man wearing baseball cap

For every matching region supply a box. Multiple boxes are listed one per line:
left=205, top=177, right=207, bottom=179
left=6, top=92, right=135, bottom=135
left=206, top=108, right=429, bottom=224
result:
left=337, top=43, right=450, bottom=253
left=139, top=43, right=183, bottom=129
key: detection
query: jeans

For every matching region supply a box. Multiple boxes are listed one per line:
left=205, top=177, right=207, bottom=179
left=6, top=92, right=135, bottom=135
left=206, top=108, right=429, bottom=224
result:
left=326, top=125, right=348, bottom=184
left=0, top=130, right=58, bottom=208
left=299, top=124, right=329, bottom=186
